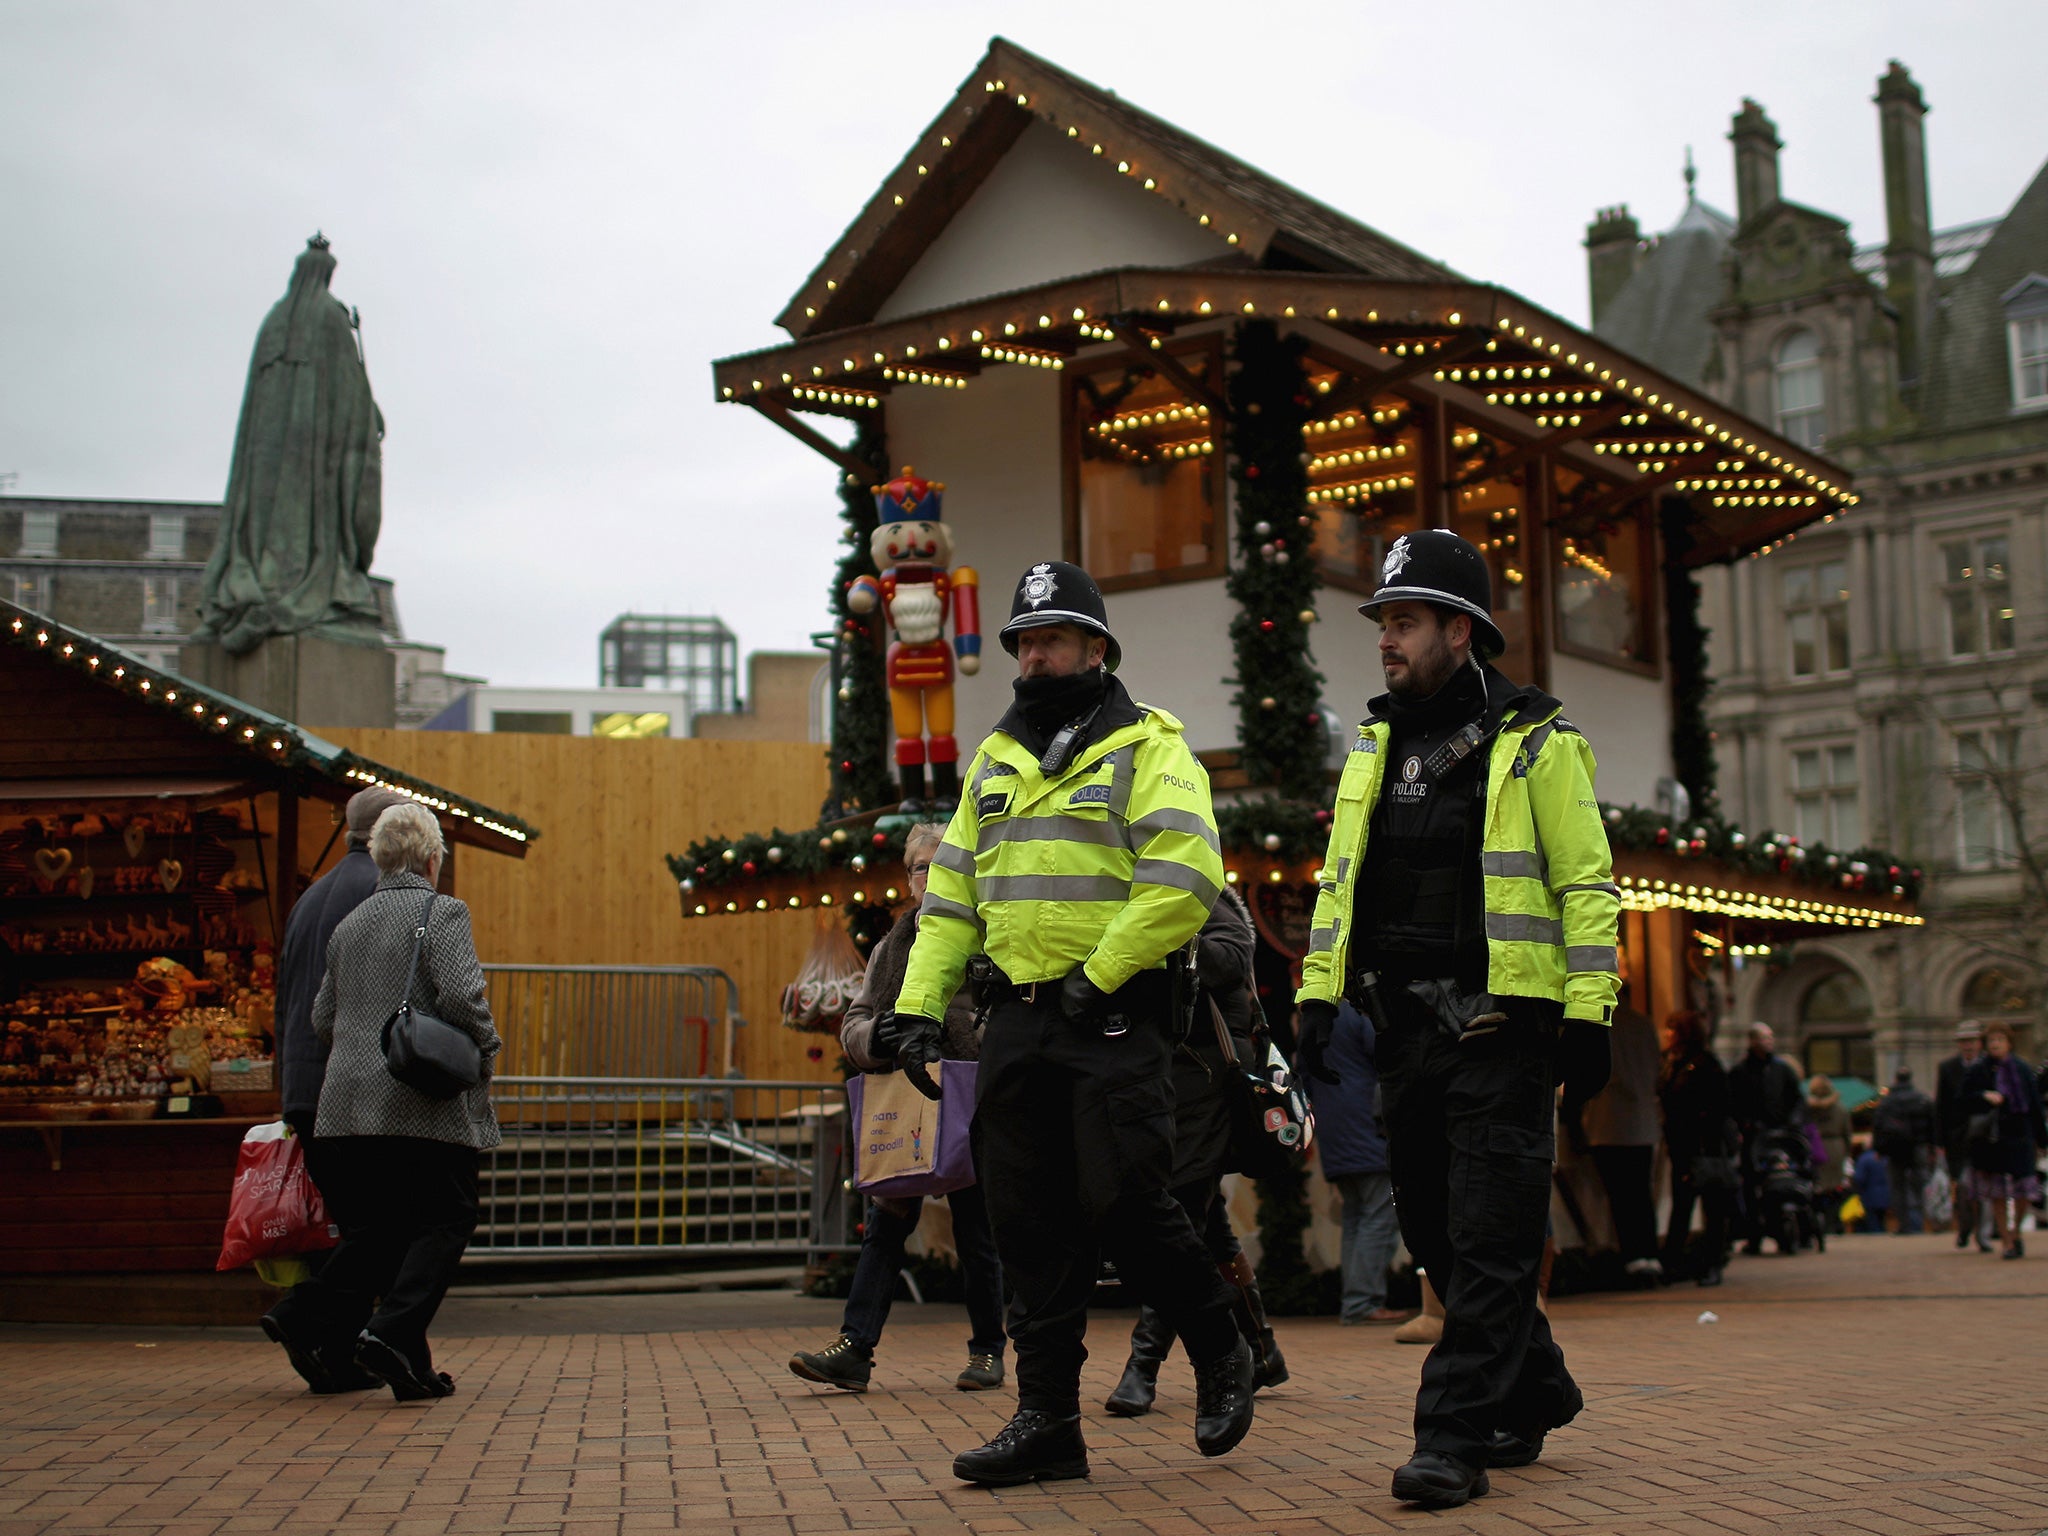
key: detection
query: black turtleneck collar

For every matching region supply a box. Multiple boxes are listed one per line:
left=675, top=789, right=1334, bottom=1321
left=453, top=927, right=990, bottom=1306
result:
left=995, top=668, right=1141, bottom=761
left=1366, top=660, right=1547, bottom=730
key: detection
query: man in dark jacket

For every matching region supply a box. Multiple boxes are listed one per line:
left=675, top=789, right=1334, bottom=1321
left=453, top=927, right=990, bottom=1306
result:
left=1937, top=1021, right=1989, bottom=1249
left=1871, top=1069, right=1939, bottom=1233
left=1728, top=1023, right=1806, bottom=1253
left=263, top=785, right=407, bottom=1392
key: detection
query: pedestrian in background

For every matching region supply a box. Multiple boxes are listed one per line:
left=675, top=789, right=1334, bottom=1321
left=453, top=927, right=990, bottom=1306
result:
left=1729, top=1023, right=1807, bottom=1255
left=1659, top=1010, right=1736, bottom=1287
left=1805, top=1075, right=1853, bottom=1233
left=788, top=823, right=1005, bottom=1396
left=1937, top=1022, right=1992, bottom=1251
left=275, top=802, right=501, bottom=1402
left=263, top=784, right=409, bottom=1395
left=1575, top=990, right=1662, bottom=1283
left=1308, top=1001, right=1409, bottom=1326
left=1870, top=1068, right=1937, bottom=1234
left=1962, top=1021, right=2046, bottom=1260
left=1852, top=1137, right=1892, bottom=1233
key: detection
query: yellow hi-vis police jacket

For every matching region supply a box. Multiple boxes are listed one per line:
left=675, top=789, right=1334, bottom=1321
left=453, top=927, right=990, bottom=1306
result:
left=1296, top=701, right=1622, bottom=1024
left=895, top=705, right=1224, bottom=1019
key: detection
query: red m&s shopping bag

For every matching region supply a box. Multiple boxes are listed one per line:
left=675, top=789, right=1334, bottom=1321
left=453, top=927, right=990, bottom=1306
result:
left=217, top=1122, right=338, bottom=1271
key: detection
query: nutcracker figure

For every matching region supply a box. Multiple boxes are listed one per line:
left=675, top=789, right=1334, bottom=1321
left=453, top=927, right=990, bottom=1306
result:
left=847, top=467, right=981, bottom=812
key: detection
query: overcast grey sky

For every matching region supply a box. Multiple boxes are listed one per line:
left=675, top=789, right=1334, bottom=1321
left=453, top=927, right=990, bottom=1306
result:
left=4, top=1, right=2044, bottom=687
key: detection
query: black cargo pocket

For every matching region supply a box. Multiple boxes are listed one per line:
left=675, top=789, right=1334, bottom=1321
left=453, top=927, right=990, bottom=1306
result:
left=1083, top=1080, right=1174, bottom=1218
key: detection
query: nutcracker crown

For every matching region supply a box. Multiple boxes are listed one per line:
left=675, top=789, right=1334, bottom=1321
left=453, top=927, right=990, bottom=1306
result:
left=873, top=465, right=945, bottom=522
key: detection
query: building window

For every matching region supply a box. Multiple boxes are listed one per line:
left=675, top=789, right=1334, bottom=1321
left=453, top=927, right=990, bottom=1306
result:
left=1790, top=741, right=1860, bottom=850
left=1065, top=342, right=1224, bottom=591
left=6, top=572, right=52, bottom=611
left=1941, top=534, right=2014, bottom=658
left=140, top=574, right=181, bottom=634
left=1955, top=727, right=2020, bottom=870
left=147, top=512, right=187, bottom=560
left=1554, top=508, right=1652, bottom=667
left=1781, top=559, right=1849, bottom=678
left=1962, top=966, right=2034, bottom=1020
left=2010, top=315, right=2048, bottom=409
left=593, top=711, right=671, bottom=739
left=491, top=710, right=574, bottom=735
left=1801, top=969, right=1875, bottom=1083
left=18, top=509, right=58, bottom=558
left=1773, top=329, right=1826, bottom=449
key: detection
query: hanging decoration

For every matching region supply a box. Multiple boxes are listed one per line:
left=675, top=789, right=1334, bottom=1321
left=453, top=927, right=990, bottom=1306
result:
left=1660, top=498, right=1718, bottom=819
left=822, top=417, right=897, bottom=821
left=1225, top=322, right=1327, bottom=803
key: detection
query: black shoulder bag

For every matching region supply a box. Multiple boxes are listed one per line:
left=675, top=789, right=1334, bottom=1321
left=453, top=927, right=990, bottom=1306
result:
left=380, top=894, right=482, bottom=1100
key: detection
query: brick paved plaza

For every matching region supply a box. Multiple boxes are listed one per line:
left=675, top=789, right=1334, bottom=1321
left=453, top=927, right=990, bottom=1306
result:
left=3, top=1233, right=2045, bottom=1536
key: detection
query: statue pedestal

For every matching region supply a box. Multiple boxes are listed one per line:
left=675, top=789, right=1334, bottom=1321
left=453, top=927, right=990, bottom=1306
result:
left=181, top=633, right=396, bottom=730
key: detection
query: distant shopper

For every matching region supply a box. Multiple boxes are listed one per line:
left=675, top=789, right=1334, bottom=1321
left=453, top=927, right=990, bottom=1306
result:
left=1308, top=1002, right=1409, bottom=1325
left=1852, top=1139, right=1891, bottom=1233
left=267, top=802, right=501, bottom=1402
left=1576, top=996, right=1663, bottom=1282
left=788, top=824, right=1005, bottom=1395
left=1962, top=1022, right=2047, bottom=1260
left=1805, top=1076, right=1853, bottom=1231
left=1729, top=1023, right=1806, bottom=1254
left=1936, top=1022, right=1991, bottom=1251
left=1870, top=1069, right=1938, bottom=1234
left=264, top=784, right=409, bottom=1394
left=1658, top=1011, right=1735, bottom=1287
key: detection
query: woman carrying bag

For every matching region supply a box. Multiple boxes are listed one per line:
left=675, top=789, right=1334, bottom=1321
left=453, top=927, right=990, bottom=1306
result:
left=264, top=801, right=501, bottom=1401
left=1962, top=1021, right=2046, bottom=1259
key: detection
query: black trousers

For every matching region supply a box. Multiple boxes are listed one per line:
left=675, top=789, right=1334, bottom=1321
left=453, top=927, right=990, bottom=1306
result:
left=975, top=989, right=1238, bottom=1415
left=269, top=1135, right=478, bottom=1374
left=1663, top=1168, right=1733, bottom=1274
left=1590, top=1144, right=1658, bottom=1264
left=1377, top=992, right=1581, bottom=1467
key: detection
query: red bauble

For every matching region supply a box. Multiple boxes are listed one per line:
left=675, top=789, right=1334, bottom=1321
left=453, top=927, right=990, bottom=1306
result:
left=1654, top=827, right=1670, bottom=845
left=872, top=832, right=888, bottom=847
left=840, top=760, right=853, bottom=772
left=1260, top=620, right=1275, bottom=632
left=741, top=861, right=756, bottom=875
left=1245, top=464, right=1261, bottom=479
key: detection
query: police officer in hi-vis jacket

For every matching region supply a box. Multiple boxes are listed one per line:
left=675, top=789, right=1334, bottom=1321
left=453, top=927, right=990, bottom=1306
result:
left=1294, top=530, right=1620, bottom=1510
left=889, top=560, right=1257, bottom=1488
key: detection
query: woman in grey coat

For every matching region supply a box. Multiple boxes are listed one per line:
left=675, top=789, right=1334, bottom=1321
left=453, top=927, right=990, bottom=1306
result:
left=263, top=801, right=501, bottom=1402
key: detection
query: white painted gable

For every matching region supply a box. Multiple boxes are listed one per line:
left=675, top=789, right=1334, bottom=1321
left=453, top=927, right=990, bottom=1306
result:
left=874, top=118, right=1220, bottom=322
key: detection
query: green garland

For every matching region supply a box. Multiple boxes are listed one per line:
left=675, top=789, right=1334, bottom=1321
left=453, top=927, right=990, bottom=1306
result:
left=822, top=417, right=896, bottom=820
left=1225, top=322, right=1327, bottom=802
left=1660, top=498, right=1719, bottom=818
left=1600, top=804, right=1923, bottom=900
left=667, top=820, right=910, bottom=892
left=1214, top=796, right=1331, bottom=863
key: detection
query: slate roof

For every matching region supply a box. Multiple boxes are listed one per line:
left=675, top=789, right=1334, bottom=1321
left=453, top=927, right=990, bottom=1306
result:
left=1915, top=158, right=2048, bottom=432
left=1593, top=198, right=1734, bottom=389
left=1851, top=217, right=2000, bottom=284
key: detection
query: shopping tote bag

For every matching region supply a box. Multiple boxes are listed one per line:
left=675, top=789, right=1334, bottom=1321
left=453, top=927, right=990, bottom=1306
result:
left=217, top=1122, right=339, bottom=1271
left=847, top=1061, right=978, bottom=1198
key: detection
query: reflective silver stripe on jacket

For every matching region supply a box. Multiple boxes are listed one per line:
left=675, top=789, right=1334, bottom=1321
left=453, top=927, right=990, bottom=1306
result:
left=919, top=892, right=984, bottom=928
left=933, top=842, right=978, bottom=875
left=1481, top=850, right=1545, bottom=880
left=1567, top=944, right=1619, bottom=973
left=1309, top=914, right=1342, bottom=954
left=976, top=815, right=1129, bottom=855
left=978, top=873, right=1131, bottom=903
left=1132, top=857, right=1219, bottom=904
left=1556, top=881, right=1621, bottom=898
left=1485, top=911, right=1565, bottom=946
left=1104, top=746, right=1137, bottom=821
left=1128, top=806, right=1221, bottom=852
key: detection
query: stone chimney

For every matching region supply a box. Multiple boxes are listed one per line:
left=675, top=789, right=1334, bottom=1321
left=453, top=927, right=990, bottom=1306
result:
left=1876, top=61, right=1936, bottom=384
left=1729, top=98, right=1782, bottom=225
left=1585, top=205, right=1644, bottom=327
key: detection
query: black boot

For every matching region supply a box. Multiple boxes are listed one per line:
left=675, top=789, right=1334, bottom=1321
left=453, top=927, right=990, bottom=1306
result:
left=1191, top=1336, right=1255, bottom=1457
left=1392, top=1451, right=1489, bottom=1508
left=929, top=758, right=960, bottom=812
left=1222, top=1252, right=1288, bottom=1390
left=895, top=762, right=927, bottom=814
left=1104, top=1305, right=1171, bottom=1415
left=951, top=1409, right=1089, bottom=1486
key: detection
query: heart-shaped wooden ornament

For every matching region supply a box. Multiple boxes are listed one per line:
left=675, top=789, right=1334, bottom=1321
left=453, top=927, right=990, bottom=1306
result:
left=123, top=821, right=147, bottom=859
left=33, top=847, right=73, bottom=881
left=78, top=866, right=96, bottom=900
left=158, top=858, right=184, bottom=893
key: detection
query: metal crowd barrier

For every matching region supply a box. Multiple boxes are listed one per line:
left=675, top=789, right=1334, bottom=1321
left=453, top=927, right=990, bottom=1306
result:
left=468, top=1075, right=856, bottom=1261
left=483, top=964, right=742, bottom=1080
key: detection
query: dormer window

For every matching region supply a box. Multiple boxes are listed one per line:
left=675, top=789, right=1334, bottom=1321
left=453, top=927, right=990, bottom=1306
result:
left=2003, top=275, right=2048, bottom=412
left=1773, top=329, right=1826, bottom=448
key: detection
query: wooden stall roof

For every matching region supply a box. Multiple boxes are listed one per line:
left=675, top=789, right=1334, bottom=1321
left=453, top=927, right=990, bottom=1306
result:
left=1, top=598, right=536, bottom=857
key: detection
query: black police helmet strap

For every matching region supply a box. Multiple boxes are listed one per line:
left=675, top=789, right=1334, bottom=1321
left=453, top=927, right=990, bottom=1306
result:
left=1357, top=530, right=1507, bottom=659
left=997, top=560, right=1121, bottom=672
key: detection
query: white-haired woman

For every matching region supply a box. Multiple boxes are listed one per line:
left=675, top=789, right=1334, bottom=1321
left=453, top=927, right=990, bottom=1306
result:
left=265, top=801, right=501, bottom=1401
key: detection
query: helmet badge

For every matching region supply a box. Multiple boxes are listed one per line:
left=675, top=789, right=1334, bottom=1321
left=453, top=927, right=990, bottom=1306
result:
left=1382, top=536, right=1413, bottom=582
left=1022, top=562, right=1058, bottom=609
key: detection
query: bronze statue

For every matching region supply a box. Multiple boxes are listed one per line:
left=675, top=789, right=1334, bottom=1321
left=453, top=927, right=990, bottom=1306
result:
left=196, top=235, right=385, bottom=657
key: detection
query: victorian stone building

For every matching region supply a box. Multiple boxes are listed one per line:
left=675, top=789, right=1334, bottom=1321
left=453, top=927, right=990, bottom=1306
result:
left=1588, top=63, right=2048, bottom=1081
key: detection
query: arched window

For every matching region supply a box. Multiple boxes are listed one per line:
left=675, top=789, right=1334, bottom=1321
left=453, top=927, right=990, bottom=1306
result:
left=1774, top=329, right=1826, bottom=449
left=1962, top=967, right=2034, bottom=1017
left=1799, top=968, right=1874, bottom=1080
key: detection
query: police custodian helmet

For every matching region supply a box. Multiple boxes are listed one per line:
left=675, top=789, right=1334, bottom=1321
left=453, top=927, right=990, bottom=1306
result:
left=1357, top=530, right=1508, bottom=659
left=997, top=560, right=1122, bottom=672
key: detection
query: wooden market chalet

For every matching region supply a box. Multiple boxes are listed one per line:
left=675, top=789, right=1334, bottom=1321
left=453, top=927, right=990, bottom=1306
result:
left=688, top=37, right=1923, bottom=1026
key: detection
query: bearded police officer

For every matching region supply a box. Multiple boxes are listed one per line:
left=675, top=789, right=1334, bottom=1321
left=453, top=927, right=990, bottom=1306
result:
left=1295, top=530, right=1619, bottom=1509
left=889, top=560, right=1256, bottom=1486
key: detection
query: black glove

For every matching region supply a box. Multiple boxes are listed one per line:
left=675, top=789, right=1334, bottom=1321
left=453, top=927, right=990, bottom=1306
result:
left=1059, top=967, right=1111, bottom=1025
left=1559, top=1019, right=1612, bottom=1108
left=1295, top=999, right=1340, bottom=1084
left=879, top=1011, right=944, bottom=1100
